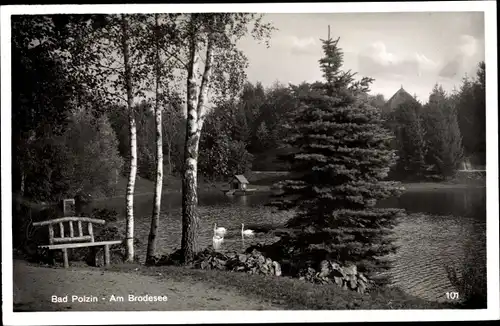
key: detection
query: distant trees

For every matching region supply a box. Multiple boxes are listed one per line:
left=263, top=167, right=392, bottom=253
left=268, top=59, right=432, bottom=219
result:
left=392, top=98, right=429, bottom=179
left=58, top=110, right=124, bottom=198
left=367, top=93, right=387, bottom=111
left=271, top=31, right=403, bottom=282
left=453, top=62, right=486, bottom=166
left=423, top=85, right=464, bottom=178
left=199, top=101, right=254, bottom=180
left=377, top=64, right=486, bottom=181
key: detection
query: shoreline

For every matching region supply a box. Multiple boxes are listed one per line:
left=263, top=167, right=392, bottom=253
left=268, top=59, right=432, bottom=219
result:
left=100, top=180, right=486, bottom=200
left=17, top=180, right=486, bottom=207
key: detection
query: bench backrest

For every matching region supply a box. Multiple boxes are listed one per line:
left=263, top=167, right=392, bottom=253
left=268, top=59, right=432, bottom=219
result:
left=32, top=217, right=106, bottom=245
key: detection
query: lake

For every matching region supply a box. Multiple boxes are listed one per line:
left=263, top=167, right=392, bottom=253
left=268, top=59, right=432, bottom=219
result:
left=89, top=186, right=486, bottom=303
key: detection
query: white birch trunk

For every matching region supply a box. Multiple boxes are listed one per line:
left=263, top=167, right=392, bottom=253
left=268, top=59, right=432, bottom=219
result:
left=121, top=15, right=136, bottom=262
left=181, top=16, right=216, bottom=263
left=181, top=22, right=200, bottom=262
left=146, top=14, right=163, bottom=264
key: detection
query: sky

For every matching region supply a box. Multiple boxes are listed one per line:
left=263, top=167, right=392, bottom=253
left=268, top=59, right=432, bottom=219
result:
left=237, top=12, right=485, bottom=103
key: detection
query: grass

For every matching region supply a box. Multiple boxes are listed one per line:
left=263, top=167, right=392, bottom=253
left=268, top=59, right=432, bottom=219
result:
left=104, top=263, right=456, bottom=310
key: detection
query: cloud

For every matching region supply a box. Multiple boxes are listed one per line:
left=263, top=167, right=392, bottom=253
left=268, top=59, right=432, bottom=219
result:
left=357, top=41, right=438, bottom=78
left=286, top=36, right=319, bottom=55
left=438, top=34, right=479, bottom=78
left=438, top=58, right=462, bottom=78
left=459, top=35, right=478, bottom=57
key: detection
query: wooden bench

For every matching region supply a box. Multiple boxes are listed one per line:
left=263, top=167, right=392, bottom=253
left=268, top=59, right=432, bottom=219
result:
left=32, top=217, right=123, bottom=268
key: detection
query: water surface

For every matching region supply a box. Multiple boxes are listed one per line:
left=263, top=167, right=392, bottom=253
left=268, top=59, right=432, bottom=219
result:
left=89, top=186, right=486, bottom=303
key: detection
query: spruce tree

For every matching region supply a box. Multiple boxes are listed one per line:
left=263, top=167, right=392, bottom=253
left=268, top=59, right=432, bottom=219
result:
left=272, top=28, right=404, bottom=281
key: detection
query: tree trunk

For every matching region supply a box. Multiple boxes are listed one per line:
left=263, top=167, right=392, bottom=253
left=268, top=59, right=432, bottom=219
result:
left=181, top=23, right=201, bottom=263
left=121, top=15, right=136, bottom=262
left=181, top=16, right=216, bottom=263
left=167, top=142, right=172, bottom=176
left=146, top=14, right=163, bottom=264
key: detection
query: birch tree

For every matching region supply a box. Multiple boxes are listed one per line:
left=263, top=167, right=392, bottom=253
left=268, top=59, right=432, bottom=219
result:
left=119, top=15, right=138, bottom=262
left=143, top=14, right=183, bottom=262
left=69, top=14, right=150, bottom=262
left=145, top=14, right=164, bottom=262
left=168, top=14, right=275, bottom=263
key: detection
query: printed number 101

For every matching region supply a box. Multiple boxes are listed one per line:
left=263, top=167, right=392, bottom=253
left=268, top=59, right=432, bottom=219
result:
left=446, top=292, right=459, bottom=300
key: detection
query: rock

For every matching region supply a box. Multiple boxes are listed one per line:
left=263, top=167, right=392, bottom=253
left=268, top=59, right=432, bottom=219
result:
left=329, top=261, right=342, bottom=270
left=333, top=276, right=343, bottom=286
left=346, top=274, right=356, bottom=281
left=319, top=260, right=331, bottom=278
left=272, top=261, right=282, bottom=276
left=260, top=264, right=269, bottom=274
left=238, top=254, right=247, bottom=263
left=358, top=273, right=368, bottom=283
left=344, top=265, right=357, bottom=276
left=330, top=262, right=345, bottom=277
left=357, top=282, right=366, bottom=294
left=349, top=279, right=357, bottom=289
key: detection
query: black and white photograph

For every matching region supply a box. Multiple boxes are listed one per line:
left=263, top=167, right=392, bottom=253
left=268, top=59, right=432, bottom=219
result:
left=1, top=1, right=498, bottom=324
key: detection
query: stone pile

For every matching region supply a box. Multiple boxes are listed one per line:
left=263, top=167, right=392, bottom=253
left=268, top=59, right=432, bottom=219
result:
left=193, top=249, right=282, bottom=276
left=298, top=260, right=373, bottom=294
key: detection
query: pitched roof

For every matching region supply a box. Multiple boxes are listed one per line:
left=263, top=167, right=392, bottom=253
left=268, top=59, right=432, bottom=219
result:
left=233, top=174, right=249, bottom=184
left=384, top=86, right=418, bottom=112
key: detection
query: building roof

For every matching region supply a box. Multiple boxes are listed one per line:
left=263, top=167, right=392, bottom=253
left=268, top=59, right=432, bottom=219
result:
left=233, top=174, right=249, bottom=184
left=384, top=86, right=418, bottom=113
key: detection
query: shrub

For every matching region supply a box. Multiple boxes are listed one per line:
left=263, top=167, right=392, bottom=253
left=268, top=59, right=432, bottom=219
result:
left=91, top=208, right=118, bottom=222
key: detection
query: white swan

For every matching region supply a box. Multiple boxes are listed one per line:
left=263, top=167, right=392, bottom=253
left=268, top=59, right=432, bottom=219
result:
left=241, top=223, right=254, bottom=238
left=212, top=234, right=224, bottom=250
left=213, top=223, right=227, bottom=237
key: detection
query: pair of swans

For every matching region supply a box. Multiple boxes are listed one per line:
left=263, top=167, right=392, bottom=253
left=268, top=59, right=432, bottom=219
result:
left=212, top=223, right=254, bottom=250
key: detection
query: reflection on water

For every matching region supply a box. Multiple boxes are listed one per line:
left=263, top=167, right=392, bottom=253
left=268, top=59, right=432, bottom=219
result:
left=89, top=187, right=486, bottom=303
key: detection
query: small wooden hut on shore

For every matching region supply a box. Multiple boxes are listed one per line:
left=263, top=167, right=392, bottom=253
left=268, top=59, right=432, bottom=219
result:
left=224, top=174, right=255, bottom=196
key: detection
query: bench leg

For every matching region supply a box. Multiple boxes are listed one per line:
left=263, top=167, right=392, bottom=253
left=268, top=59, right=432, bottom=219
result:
left=48, top=250, right=56, bottom=266
left=62, top=248, right=69, bottom=268
left=104, top=245, right=110, bottom=267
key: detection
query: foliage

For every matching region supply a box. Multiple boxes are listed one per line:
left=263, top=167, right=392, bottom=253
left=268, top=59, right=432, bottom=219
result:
left=271, top=31, right=404, bottom=282
left=58, top=110, right=124, bottom=198
left=11, top=15, right=85, bottom=201
left=366, top=94, right=387, bottom=110
left=423, top=85, right=464, bottom=179
left=392, top=98, right=429, bottom=179
left=90, top=208, right=119, bottom=223
left=453, top=62, right=486, bottom=166
left=199, top=101, right=254, bottom=180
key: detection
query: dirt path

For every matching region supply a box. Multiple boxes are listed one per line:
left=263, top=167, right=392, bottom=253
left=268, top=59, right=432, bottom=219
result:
left=12, top=260, right=282, bottom=311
